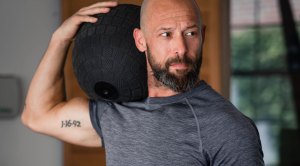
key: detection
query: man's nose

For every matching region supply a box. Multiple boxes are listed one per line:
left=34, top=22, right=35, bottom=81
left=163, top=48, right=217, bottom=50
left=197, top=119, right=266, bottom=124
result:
left=172, top=35, right=187, bottom=57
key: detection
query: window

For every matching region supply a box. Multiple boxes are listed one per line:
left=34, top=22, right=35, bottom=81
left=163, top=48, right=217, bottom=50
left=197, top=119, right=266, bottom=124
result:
left=230, top=0, right=300, bottom=165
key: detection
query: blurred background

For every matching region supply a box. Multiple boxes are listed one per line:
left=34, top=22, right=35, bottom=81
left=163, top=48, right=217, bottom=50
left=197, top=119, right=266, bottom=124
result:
left=231, top=0, right=300, bottom=165
left=0, top=0, right=299, bottom=166
left=0, top=0, right=62, bottom=166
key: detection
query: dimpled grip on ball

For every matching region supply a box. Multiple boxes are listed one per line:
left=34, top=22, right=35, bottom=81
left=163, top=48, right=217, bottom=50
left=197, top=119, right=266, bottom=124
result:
left=72, top=4, right=148, bottom=102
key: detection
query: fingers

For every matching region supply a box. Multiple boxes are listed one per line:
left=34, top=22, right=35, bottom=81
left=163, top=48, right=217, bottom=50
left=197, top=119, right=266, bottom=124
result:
left=53, top=1, right=118, bottom=42
left=85, top=1, right=118, bottom=9
left=78, top=1, right=118, bottom=15
left=70, top=15, right=98, bottom=25
left=77, top=7, right=111, bottom=16
left=74, top=1, right=118, bottom=23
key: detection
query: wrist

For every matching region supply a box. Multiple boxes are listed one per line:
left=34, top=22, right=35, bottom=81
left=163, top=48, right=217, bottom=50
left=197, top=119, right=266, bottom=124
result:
left=51, top=30, right=73, bottom=46
left=49, top=34, right=73, bottom=52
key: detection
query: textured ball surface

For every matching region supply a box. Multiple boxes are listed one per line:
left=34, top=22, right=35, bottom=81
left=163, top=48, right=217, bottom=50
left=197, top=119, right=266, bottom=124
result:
left=73, top=4, right=148, bottom=102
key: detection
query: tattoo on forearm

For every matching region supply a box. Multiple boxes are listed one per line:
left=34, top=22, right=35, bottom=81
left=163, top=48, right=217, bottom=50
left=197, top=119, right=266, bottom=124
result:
left=61, top=120, right=81, bottom=128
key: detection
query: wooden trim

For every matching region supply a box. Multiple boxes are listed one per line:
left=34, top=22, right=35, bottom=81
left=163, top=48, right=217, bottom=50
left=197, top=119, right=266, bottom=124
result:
left=220, top=0, right=231, bottom=98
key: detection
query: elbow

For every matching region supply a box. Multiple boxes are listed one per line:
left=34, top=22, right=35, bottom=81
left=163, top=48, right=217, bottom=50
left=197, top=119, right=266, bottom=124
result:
left=21, top=107, right=34, bottom=130
left=21, top=106, right=41, bottom=132
left=21, top=108, right=30, bottom=128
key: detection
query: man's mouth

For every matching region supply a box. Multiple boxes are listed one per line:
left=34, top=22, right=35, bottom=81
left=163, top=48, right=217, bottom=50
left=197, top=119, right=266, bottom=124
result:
left=169, top=63, right=189, bottom=70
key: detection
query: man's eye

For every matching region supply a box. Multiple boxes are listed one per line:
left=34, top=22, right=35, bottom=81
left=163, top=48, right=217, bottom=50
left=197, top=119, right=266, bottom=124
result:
left=161, top=32, right=171, bottom=37
left=186, top=32, right=197, bottom=36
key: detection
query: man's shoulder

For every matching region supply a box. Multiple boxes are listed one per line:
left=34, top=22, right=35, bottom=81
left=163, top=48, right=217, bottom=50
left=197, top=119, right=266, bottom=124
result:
left=188, top=81, right=259, bottom=139
left=188, top=81, right=228, bottom=104
left=188, top=81, right=238, bottom=115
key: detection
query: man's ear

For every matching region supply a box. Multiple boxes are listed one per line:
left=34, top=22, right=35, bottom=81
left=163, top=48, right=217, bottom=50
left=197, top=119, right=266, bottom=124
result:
left=133, top=28, right=147, bottom=52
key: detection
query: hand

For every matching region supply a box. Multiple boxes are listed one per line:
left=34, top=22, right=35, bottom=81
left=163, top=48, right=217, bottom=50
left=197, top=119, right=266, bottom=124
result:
left=53, top=1, right=118, bottom=43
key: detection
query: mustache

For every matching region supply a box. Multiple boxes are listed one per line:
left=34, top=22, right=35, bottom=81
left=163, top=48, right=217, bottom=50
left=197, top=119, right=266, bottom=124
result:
left=165, top=55, right=194, bottom=69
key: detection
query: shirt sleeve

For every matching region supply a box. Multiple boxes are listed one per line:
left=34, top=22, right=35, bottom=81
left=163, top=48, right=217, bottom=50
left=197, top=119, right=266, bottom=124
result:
left=203, top=108, right=264, bottom=165
left=89, top=99, right=109, bottom=147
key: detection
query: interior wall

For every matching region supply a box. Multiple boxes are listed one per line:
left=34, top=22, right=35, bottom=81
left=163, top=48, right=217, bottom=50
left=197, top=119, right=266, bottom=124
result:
left=0, top=0, right=63, bottom=166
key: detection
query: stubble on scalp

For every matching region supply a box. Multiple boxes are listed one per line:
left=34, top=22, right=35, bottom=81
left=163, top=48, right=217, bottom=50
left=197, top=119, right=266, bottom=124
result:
left=140, top=0, right=203, bottom=32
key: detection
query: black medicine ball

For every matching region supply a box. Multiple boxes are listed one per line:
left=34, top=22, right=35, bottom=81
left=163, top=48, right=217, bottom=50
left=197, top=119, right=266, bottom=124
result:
left=72, top=4, right=148, bottom=102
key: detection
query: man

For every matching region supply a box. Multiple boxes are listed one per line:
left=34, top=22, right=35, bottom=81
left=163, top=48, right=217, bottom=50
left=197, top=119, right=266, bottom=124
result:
left=22, top=0, right=264, bottom=165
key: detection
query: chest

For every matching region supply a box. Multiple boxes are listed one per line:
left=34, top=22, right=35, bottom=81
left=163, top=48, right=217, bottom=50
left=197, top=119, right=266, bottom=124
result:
left=100, top=106, right=207, bottom=165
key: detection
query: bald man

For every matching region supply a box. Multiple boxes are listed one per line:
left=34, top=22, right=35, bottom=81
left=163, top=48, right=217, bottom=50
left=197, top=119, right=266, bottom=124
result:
left=22, top=0, right=264, bottom=165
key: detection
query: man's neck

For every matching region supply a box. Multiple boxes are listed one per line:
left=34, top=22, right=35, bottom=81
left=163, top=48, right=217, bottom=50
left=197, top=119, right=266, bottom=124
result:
left=148, top=86, right=178, bottom=97
left=147, top=75, right=179, bottom=97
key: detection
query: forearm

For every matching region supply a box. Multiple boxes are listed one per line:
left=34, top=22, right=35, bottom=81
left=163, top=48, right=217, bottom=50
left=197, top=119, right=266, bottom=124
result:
left=23, top=33, right=72, bottom=122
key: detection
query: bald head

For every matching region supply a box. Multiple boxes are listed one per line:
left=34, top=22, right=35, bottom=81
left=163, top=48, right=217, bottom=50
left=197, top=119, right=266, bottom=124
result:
left=140, top=0, right=202, bottom=31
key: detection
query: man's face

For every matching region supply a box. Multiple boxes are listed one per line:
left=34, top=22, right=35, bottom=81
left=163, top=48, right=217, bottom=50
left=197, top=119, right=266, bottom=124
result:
left=142, top=1, right=203, bottom=92
left=147, top=45, right=202, bottom=92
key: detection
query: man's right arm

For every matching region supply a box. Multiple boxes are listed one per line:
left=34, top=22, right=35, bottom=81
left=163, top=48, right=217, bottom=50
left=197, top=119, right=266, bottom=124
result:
left=21, top=1, right=118, bottom=147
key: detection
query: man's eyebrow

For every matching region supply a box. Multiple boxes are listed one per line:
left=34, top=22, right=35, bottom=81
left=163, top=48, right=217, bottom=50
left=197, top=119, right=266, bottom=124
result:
left=155, top=24, right=200, bottom=33
left=185, top=24, right=200, bottom=30
left=157, top=27, right=174, bottom=32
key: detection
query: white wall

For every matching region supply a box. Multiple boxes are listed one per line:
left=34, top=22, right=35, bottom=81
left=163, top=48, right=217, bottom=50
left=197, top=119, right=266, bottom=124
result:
left=0, top=0, right=62, bottom=166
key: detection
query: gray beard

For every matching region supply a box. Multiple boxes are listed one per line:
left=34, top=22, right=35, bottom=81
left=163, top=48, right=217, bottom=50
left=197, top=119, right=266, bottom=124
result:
left=147, top=46, right=202, bottom=93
